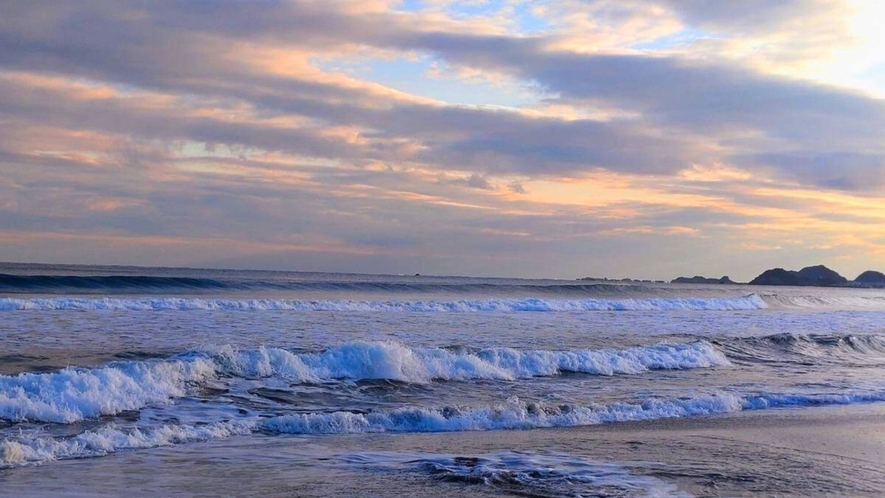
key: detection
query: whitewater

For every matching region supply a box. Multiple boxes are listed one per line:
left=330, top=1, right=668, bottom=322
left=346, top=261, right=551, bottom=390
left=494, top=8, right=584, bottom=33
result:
left=4, top=263, right=885, bottom=496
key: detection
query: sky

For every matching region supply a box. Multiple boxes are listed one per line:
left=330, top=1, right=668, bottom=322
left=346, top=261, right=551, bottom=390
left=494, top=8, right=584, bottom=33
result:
left=2, top=0, right=885, bottom=280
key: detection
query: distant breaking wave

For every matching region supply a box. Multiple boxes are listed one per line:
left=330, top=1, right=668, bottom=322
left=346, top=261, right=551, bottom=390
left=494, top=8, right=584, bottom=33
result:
left=0, top=274, right=232, bottom=291
left=0, top=341, right=728, bottom=423
left=0, top=295, right=769, bottom=312
left=4, top=294, right=885, bottom=311
left=0, top=274, right=660, bottom=294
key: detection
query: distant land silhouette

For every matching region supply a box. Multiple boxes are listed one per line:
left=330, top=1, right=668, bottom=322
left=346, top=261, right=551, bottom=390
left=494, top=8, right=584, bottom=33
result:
left=664, top=265, right=885, bottom=287
left=671, top=276, right=735, bottom=285
left=855, top=270, right=885, bottom=285
left=749, top=265, right=848, bottom=286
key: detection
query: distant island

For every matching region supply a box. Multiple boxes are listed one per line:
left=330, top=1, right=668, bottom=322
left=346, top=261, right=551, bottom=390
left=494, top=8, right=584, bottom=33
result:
left=749, top=265, right=848, bottom=286
left=587, top=265, right=885, bottom=288
left=677, top=265, right=885, bottom=287
left=855, top=270, right=885, bottom=286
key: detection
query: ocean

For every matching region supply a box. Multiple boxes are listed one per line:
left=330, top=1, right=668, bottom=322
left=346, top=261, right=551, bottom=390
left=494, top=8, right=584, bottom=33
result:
left=3, top=263, right=885, bottom=497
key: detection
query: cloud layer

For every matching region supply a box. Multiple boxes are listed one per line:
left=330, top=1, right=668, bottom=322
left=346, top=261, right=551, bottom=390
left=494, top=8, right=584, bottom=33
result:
left=1, top=0, right=884, bottom=279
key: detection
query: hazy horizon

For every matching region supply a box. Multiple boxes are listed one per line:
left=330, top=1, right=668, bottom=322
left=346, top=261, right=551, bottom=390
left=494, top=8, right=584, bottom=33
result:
left=3, top=259, right=882, bottom=283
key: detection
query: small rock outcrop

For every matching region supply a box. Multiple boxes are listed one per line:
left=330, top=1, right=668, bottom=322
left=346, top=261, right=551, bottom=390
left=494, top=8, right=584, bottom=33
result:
left=671, top=276, right=735, bottom=284
left=749, top=265, right=848, bottom=287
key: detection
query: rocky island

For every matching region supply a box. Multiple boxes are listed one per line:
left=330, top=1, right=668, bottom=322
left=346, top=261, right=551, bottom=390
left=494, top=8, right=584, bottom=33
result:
left=854, top=270, right=885, bottom=287
left=584, top=265, right=885, bottom=288
left=747, top=265, right=885, bottom=287
left=749, top=265, right=848, bottom=286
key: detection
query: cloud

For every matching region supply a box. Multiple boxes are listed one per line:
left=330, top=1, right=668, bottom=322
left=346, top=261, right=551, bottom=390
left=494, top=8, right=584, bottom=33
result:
left=4, top=1, right=883, bottom=186
left=1, top=0, right=885, bottom=277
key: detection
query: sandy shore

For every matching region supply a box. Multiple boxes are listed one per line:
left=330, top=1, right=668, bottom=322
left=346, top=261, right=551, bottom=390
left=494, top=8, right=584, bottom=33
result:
left=4, top=404, right=885, bottom=497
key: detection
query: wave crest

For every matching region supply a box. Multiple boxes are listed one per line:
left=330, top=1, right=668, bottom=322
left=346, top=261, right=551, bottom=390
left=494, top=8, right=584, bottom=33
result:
left=0, top=358, right=216, bottom=423
left=0, top=295, right=768, bottom=312
left=1, top=420, right=254, bottom=468
left=0, top=341, right=728, bottom=423
left=261, top=391, right=885, bottom=435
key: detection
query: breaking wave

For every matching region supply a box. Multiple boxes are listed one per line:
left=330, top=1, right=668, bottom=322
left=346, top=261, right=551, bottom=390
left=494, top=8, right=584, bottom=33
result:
left=0, top=358, right=217, bottom=423
left=260, top=391, right=885, bottom=435
left=6, top=293, right=885, bottom=312
left=715, top=333, right=885, bottom=365
left=0, top=295, right=769, bottom=312
left=0, top=341, right=728, bottom=423
left=0, top=274, right=232, bottom=292
left=0, top=420, right=254, bottom=468
left=6, top=390, right=885, bottom=468
left=0, top=273, right=658, bottom=295
left=758, top=293, right=885, bottom=310
left=212, top=341, right=730, bottom=382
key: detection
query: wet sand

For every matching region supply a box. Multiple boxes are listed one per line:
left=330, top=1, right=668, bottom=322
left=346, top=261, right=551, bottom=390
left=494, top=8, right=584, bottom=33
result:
left=4, top=404, right=885, bottom=497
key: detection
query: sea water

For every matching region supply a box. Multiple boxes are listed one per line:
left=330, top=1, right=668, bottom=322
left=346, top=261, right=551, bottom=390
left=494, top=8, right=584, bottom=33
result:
left=2, top=263, right=885, bottom=496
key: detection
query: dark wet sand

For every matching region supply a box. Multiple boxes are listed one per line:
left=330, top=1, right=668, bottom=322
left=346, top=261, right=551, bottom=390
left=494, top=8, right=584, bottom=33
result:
left=4, top=404, right=885, bottom=497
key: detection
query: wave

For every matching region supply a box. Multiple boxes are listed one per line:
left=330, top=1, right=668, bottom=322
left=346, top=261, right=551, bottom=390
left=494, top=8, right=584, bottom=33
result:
left=0, top=295, right=769, bottom=312
left=0, top=274, right=233, bottom=291
left=0, top=341, right=728, bottom=423
left=6, top=390, right=885, bottom=468
left=0, top=419, right=254, bottom=468
left=0, top=358, right=217, bottom=423
left=213, top=341, right=730, bottom=382
left=715, top=333, right=885, bottom=365
left=758, top=293, right=885, bottom=310
left=0, top=273, right=658, bottom=295
left=16, top=292, right=885, bottom=312
left=259, top=391, right=885, bottom=435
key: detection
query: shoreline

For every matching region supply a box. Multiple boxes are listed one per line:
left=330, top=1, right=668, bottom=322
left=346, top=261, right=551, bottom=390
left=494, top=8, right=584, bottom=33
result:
left=4, top=403, right=885, bottom=497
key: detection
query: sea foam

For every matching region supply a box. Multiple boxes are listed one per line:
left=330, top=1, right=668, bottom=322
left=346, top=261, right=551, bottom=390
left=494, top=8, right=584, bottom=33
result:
left=0, top=341, right=729, bottom=423
left=346, top=451, right=690, bottom=498
left=259, top=394, right=743, bottom=434
left=0, top=358, right=216, bottom=423
left=261, top=391, right=885, bottom=435
left=0, top=419, right=255, bottom=468
left=214, top=341, right=730, bottom=382
left=5, top=390, right=885, bottom=468
left=0, top=295, right=768, bottom=312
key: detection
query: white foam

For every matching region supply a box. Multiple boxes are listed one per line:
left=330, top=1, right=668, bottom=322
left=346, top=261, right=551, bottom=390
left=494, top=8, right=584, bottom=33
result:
left=344, top=451, right=690, bottom=498
left=260, top=394, right=745, bottom=434
left=473, top=342, right=730, bottom=377
left=758, top=293, right=885, bottom=310
left=211, top=340, right=731, bottom=383
left=0, top=295, right=769, bottom=312
left=741, top=391, right=885, bottom=409
left=0, top=358, right=216, bottom=423
left=5, top=390, right=885, bottom=468
left=260, top=391, right=885, bottom=435
left=0, top=419, right=255, bottom=468
left=0, top=341, right=729, bottom=423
